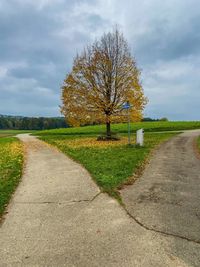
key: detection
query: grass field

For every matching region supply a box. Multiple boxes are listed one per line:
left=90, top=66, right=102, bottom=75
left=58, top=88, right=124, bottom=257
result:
left=36, top=121, right=200, bottom=136
left=0, top=137, right=23, bottom=217
left=39, top=127, right=177, bottom=199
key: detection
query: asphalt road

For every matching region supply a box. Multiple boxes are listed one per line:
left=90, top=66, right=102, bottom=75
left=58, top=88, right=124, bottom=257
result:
left=121, top=130, right=200, bottom=262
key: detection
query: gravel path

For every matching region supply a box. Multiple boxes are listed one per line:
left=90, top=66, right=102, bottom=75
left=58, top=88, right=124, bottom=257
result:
left=0, top=133, right=200, bottom=267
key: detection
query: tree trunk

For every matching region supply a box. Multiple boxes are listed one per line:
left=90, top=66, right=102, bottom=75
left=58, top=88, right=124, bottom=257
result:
left=106, top=121, right=111, bottom=139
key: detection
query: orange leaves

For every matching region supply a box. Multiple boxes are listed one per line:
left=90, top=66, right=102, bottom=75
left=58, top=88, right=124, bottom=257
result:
left=10, top=142, right=23, bottom=156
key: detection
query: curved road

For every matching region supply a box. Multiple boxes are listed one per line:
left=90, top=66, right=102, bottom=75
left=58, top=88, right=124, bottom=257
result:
left=0, top=132, right=200, bottom=266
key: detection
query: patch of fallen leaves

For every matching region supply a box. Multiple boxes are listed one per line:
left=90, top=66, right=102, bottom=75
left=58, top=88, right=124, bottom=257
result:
left=55, top=136, right=136, bottom=149
left=0, top=140, right=23, bottom=170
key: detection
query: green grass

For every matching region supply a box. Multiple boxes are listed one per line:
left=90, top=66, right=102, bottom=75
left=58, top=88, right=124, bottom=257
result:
left=197, top=136, right=200, bottom=151
left=39, top=130, right=177, bottom=199
left=36, top=121, right=200, bottom=136
left=0, top=137, right=23, bottom=217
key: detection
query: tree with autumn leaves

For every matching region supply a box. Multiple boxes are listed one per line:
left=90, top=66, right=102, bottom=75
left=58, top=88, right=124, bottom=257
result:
left=61, top=29, right=147, bottom=139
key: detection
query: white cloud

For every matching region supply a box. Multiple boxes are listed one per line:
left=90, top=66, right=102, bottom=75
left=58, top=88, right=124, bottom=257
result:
left=0, top=66, right=7, bottom=79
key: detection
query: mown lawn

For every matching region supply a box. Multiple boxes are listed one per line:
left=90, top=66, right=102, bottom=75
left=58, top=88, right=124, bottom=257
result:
left=0, top=137, right=23, bottom=217
left=39, top=131, right=177, bottom=199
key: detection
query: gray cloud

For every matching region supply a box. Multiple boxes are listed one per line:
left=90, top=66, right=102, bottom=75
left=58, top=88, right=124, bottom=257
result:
left=0, top=0, right=200, bottom=119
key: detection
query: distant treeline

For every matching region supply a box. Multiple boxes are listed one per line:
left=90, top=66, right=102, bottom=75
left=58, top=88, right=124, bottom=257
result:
left=0, top=115, right=68, bottom=130
left=0, top=115, right=168, bottom=130
left=142, top=117, right=168, bottom=122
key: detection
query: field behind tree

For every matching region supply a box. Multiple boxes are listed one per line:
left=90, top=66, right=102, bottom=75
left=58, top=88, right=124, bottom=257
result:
left=36, top=121, right=200, bottom=136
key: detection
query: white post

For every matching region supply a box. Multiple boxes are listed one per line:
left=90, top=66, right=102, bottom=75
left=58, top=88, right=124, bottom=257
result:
left=136, top=129, right=144, bottom=146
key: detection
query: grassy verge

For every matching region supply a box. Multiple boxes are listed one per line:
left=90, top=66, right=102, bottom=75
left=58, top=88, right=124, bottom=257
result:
left=39, top=131, right=177, bottom=199
left=0, top=137, right=24, bottom=217
left=197, top=136, right=200, bottom=151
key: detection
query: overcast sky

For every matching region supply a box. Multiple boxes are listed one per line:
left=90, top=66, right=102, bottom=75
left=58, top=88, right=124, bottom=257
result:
left=0, top=0, right=200, bottom=120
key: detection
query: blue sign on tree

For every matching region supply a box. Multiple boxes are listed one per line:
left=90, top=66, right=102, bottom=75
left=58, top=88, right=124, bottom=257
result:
left=122, top=102, right=130, bottom=109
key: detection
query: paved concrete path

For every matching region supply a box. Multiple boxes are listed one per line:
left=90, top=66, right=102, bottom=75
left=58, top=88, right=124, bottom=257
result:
left=121, top=130, right=200, bottom=258
left=1, top=133, right=200, bottom=267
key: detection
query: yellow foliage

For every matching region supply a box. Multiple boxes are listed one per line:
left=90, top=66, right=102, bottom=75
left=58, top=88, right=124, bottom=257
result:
left=0, top=141, right=23, bottom=165
left=10, top=142, right=24, bottom=156
left=61, top=29, right=147, bottom=128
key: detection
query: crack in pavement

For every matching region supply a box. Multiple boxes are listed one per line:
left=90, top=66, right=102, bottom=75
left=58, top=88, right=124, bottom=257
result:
left=14, top=192, right=102, bottom=205
left=15, top=188, right=200, bottom=245
left=123, top=206, right=200, bottom=246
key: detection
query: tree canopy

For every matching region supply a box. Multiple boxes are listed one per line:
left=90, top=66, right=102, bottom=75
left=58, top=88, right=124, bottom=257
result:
left=61, top=29, right=147, bottom=138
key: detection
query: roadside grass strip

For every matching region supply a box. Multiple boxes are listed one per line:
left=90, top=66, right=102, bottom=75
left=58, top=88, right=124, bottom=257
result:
left=0, top=137, right=23, bottom=217
left=198, top=136, right=200, bottom=152
left=40, top=132, right=177, bottom=200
